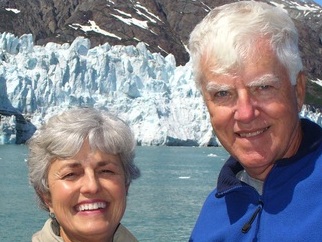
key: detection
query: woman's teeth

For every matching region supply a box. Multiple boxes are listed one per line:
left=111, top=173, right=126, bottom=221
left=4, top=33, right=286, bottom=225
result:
left=77, top=202, right=106, bottom=212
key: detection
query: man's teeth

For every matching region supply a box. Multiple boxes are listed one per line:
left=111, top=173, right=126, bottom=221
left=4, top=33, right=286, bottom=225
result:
left=239, top=128, right=267, bottom=138
left=77, top=202, right=106, bottom=212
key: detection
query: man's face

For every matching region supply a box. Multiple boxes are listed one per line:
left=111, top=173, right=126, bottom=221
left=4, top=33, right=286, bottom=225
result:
left=200, top=42, right=305, bottom=180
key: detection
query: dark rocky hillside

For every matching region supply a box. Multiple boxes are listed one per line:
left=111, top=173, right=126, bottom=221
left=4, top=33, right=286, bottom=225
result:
left=1, top=0, right=321, bottom=106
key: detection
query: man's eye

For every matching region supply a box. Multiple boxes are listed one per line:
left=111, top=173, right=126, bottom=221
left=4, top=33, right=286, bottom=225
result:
left=258, top=85, right=272, bottom=90
left=214, top=90, right=230, bottom=98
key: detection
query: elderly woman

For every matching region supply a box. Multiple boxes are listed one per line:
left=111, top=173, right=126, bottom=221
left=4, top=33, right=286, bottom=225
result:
left=27, top=107, right=140, bottom=242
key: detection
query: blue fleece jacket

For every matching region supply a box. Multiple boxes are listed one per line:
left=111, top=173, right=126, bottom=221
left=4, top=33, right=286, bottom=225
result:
left=189, top=119, right=322, bottom=242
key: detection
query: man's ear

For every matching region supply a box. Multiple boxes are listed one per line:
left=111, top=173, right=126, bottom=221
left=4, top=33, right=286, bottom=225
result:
left=295, top=71, right=306, bottom=112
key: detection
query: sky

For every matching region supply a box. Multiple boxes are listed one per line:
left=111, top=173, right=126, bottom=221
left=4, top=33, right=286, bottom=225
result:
left=315, top=0, right=322, bottom=6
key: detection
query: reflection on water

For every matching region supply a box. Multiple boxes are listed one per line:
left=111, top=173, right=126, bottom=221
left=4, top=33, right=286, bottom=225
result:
left=0, top=145, right=228, bottom=242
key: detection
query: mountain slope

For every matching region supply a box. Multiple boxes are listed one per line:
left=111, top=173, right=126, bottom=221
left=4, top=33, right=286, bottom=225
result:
left=0, top=0, right=321, bottom=107
left=0, top=1, right=321, bottom=60
left=1, top=1, right=322, bottom=145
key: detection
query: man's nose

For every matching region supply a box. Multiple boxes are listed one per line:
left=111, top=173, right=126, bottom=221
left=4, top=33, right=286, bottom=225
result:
left=234, top=93, right=257, bottom=123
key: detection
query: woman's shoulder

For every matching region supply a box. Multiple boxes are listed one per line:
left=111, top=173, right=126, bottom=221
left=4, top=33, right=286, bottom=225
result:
left=32, top=219, right=63, bottom=242
left=113, top=223, right=139, bottom=242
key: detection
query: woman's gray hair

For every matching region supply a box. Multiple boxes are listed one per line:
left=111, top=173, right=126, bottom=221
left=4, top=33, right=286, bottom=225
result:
left=188, top=1, right=303, bottom=89
left=27, top=107, right=140, bottom=211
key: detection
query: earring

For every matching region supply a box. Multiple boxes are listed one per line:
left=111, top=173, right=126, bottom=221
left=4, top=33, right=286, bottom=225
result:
left=49, top=212, right=60, bottom=235
left=49, top=212, right=56, bottom=220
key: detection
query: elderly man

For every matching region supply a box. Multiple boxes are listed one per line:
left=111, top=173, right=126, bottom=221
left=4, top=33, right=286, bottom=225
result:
left=188, top=1, right=322, bottom=241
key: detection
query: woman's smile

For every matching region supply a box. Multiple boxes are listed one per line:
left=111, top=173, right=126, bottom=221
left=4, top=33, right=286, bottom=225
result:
left=75, top=201, right=108, bottom=213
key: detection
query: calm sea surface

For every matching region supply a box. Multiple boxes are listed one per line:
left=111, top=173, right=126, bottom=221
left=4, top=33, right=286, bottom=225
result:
left=0, top=145, right=228, bottom=242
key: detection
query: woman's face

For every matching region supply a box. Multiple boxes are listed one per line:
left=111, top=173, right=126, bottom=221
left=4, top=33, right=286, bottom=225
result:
left=45, top=141, right=128, bottom=242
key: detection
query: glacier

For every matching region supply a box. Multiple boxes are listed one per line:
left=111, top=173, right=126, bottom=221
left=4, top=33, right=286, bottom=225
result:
left=0, top=32, right=321, bottom=145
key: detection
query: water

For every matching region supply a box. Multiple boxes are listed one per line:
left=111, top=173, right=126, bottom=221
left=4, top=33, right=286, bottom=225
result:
left=0, top=145, right=228, bottom=242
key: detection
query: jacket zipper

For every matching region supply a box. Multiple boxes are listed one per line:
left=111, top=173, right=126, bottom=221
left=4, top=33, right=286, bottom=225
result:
left=241, top=201, right=263, bottom=233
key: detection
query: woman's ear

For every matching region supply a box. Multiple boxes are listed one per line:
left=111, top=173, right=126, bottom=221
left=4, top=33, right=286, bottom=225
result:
left=126, top=184, right=130, bottom=196
left=42, top=192, right=53, bottom=212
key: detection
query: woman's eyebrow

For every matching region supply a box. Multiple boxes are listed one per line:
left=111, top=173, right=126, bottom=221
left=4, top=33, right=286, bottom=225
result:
left=57, top=160, right=82, bottom=169
left=97, top=160, right=112, bottom=167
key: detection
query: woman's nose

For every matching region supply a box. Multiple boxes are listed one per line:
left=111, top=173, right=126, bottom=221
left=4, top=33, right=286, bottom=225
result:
left=80, top=172, right=100, bottom=194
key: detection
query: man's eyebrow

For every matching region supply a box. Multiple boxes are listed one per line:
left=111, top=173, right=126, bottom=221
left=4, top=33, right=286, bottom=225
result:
left=206, top=82, right=232, bottom=92
left=205, top=74, right=280, bottom=91
left=247, top=74, right=280, bottom=87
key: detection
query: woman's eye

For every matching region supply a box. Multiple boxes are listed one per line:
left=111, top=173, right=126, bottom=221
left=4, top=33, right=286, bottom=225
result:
left=62, top=173, right=76, bottom=180
left=101, top=169, right=115, bottom=174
